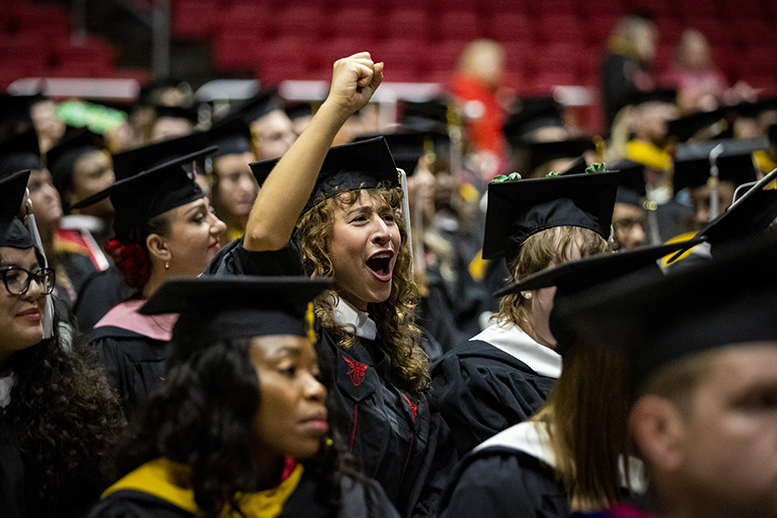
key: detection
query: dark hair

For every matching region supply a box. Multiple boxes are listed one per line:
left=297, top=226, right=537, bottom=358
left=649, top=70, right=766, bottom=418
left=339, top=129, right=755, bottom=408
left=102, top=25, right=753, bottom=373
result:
left=113, top=335, right=352, bottom=517
left=9, top=311, right=125, bottom=517
left=104, top=211, right=171, bottom=288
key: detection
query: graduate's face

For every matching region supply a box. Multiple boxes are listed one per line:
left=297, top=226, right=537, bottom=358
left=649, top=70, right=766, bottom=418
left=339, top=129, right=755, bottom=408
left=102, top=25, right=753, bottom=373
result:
left=160, top=198, right=226, bottom=277
left=612, top=203, right=646, bottom=251
left=328, top=190, right=401, bottom=311
left=68, top=150, right=115, bottom=219
left=0, top=247, right=45, bottom=367
left=214, top=152, right=259, bottom=223
left=672, top=344, right=777, bottom=517
left=250, top=334, right=328, bottom=460
left=689, top=181, right=736, bottom=228
left=252, top=110, right=296, bottom=161
left=26, top=169, right=62, bottom=229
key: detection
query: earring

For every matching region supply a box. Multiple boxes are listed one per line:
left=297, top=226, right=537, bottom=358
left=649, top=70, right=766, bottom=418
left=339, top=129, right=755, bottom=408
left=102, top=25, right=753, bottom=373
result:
left=165, top=262, right=169, bottom=270
left=522, top=291, right=532, bottom=300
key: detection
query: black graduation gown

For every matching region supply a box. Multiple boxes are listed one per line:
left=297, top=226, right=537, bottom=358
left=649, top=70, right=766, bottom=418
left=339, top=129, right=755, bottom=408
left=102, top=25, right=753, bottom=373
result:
left=437, top=446, right=569, bottom=518
left=88, top=467, right=400, bottom=518
left=89, top=324, right=168, bottom=418
left=431, top=333, right=558, bottom=456
left=206, top=238, right=458, bottom=518
left=74, top=266, right=134, bottom=333
left=0, top=410, right=24, bottom=518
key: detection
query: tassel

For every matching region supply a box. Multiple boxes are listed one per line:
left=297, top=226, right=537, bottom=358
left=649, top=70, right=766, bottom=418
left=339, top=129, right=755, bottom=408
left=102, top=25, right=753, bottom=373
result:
left=306, top=302, right=316, bottom=344
left=24, top=189, right=54, bottom=339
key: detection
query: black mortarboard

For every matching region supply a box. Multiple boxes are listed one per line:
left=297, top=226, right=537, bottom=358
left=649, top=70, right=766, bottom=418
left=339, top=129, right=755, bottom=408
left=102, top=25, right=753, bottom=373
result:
left=229, top=90, right=282, bottom=125
left=0, top=129, right=42, bottom=179
left=560, top=156, right=587, bottom=176
left=504, top=97, right=564, bottom=145
left=249, top=137, right=399, bottom=213
left=555, top=238, right=777, bottom=391
left=734, top=98, right=777, bottom=119
left=401, top=99, right=451, bottom=133
left=482, top=171, right=619, bottom=260
left=623, top=88, right=677, bottom=108
left=154, top=105, right=199, bottom=125
left=0, top=170, right=34, bottom=249
left=111, top=131, right=209, bottom=181
left=498, top=240, right=704, bottom=351
left=285, top=102, right=314, bottom=121
left=673, top=139, right=763, bottom=194
left=518, top=138, right=596, bottom=174
left=141, top=276, right=332, bottom=351
left=207, top=117, right=253, bottom=160
left=46, top=128, right=106, bottom=193
left=666, top=107, right=730, bottom=142
left=354, top=130, right=449, bottom=176
left=72, top=147, right=212, bottom=240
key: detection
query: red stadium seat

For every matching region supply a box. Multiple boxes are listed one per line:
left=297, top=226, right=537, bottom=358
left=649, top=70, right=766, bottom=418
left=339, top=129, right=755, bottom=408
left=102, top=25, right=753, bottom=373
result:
left=273, top=6, right=325, bottom=39
left=54, top=37, right=116, bottom=72
left=172, top=0, right=221, bottom=40
left=370, top=40, right=424, bottom=82
left=381, top=9, right=430, bottom=41
left=432, top=11, right=482, bottom=41
left=327, top=8, right=379, bottom=40
left=688, top=18, right=736, bottom=47
left=0, top=32, right=51, bottom=70
left=536, top=15, right=585, bottom=45
left=486, top=12, right=533, bottom=45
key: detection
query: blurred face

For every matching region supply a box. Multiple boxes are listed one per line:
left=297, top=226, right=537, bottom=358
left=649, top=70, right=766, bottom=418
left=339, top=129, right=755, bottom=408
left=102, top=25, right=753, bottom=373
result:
left=636, top=102, right=678, bottom=145
left=27, top=169, right=62, bottom=228
left=674, top=343, right=777, bottom=518
left=681, top=32, right=711, bottom=71
left=612, top=203, right=646, bottom=250
left=252, top=110, right=296, bottom=160
left=214, top=152, right=259, bottom=224
left=0, top=247, right=46, bottom=367
left=159, top=197, right=226, bottom=277
left=633, top=22, right=658, bottom=62
left=67, top=150, right=115, bottom=219
left=329, top=191, right=402, bottom=311
left=29, top=100, right=65, bottom=144
left=251, top=334, right=328, bottom=460
left=689, top=181, right=736, bottom=228
left=150, top=117, right=194, bottom=143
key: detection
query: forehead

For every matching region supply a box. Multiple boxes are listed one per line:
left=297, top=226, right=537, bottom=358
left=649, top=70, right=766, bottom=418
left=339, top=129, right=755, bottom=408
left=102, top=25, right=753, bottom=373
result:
left=249, top=334, right=315, bottom=363
left=0, top=246, right=38, bottom=266
left=331, top=189, right=391, bottom=211
left=698, top=343, right=777, bottom=393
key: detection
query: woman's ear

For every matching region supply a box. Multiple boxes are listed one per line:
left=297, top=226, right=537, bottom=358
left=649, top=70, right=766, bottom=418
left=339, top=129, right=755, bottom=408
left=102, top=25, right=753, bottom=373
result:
left=146, top=233, right=171, bottom=263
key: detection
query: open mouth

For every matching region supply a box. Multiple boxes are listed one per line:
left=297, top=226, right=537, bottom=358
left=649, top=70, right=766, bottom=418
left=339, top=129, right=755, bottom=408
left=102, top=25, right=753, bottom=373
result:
left=366, top=252, right=393, bottom=281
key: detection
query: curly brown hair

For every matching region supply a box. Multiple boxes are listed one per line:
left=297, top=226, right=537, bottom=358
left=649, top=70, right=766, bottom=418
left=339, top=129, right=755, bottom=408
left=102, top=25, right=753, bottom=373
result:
left=496, top=226, right=610, bottom=331
left=297, top=187, right=429, bottom=391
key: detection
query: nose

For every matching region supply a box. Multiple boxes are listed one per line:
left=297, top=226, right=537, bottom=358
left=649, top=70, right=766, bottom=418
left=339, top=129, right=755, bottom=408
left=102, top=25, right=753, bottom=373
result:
left=304, top=372, right=327, bottom=402
left=24, top=275, right=44, bottom=301
left=210, top=213, right=227, bottom=234
left=631, top=224, right=645, bottom=248
left=371, top=215, right=391, bottom=245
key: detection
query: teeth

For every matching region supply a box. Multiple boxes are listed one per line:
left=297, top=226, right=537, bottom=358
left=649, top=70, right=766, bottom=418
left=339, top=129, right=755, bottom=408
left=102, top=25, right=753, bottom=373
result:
left=372, top=253, right=390, bottom=259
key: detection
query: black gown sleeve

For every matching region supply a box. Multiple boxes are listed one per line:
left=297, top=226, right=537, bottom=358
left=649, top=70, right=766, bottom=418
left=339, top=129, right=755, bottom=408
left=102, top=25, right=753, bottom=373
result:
left=431, top=344, right=555, bottom=456
left=87, top=490, right=192, bottom=518
left=206, top=237, right=305, bottom=277
left=438, top=449, right=569, bottom=518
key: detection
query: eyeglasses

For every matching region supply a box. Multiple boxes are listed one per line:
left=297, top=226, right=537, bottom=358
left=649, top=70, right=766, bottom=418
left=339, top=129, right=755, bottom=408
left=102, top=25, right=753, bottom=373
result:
left=0, top=267, right=55, bottom=296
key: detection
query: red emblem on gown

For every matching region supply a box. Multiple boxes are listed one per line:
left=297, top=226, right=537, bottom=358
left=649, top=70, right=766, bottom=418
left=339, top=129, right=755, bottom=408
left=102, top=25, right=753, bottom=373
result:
left=343, top=356, right=368, bottom=387
left=402, top=394, right=418, bottom=422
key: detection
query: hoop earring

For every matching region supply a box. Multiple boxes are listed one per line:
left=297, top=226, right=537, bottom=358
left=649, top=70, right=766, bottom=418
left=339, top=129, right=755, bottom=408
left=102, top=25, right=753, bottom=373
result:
left=522, top=291, right=532, bottom=300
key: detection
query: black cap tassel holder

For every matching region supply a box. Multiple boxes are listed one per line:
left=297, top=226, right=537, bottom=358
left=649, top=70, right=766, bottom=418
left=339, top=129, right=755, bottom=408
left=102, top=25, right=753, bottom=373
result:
left=23, top=188, right=54, bottom=339
left=708, top=143, right=724, bottom=220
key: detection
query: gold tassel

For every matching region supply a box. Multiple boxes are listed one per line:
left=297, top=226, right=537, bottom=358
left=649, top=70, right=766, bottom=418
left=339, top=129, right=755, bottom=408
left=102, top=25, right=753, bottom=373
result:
left=306, top=302, right=316, bottom=343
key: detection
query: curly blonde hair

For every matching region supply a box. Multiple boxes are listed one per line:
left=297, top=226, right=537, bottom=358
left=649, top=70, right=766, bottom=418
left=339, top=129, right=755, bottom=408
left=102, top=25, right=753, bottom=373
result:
left=297, top=186, right=429, bottom=391
left=496, top=226, right=610, bottom=331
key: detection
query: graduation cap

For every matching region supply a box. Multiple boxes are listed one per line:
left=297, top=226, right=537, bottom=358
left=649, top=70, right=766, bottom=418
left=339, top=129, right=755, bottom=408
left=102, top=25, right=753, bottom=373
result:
left=666, top=107, right=730, bottom=142
left=0, top=129, right=42, bottom=179
left=207, top=117, right=253, bottom=160
left=285, top=102, right=314, bottom=121
left=554, top=237, right=777, bottom=391
left=401, top=99, right=451, bottom=133
left=46, top=127, right=106, bottom=193
left=503, top=96, right=564, bottom=145
left=354, top=130, right=449, bottom=176
left=518, top=138, right=596, bottom=175
left=0, top=170, right=34, bottom=249
left=562, top=159, right=646, bottom=200
left=734, top=98, right=777, bottom=119
left=228, top=89, right=283, bottom=125
left=111, top=131, right=209, bottom=181
left=482, top=171, right=620, bottom=260
left=673, top=138, right=763, bottom=194
left=72, top=147, right=213, bottom=240
left=497, top=240, right=704, bottom=351
left=249, top=137, right=399, bottom=213
left=623, top=88, right=677, bottom=108
left=141, top=276, right=332, bottom=353
left=0, top=94, right=37, bottom=138
left=154, top=105, right=199, bottom=125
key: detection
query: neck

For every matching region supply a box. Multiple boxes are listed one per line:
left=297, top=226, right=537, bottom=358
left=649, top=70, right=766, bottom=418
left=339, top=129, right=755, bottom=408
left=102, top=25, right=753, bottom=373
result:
left=142, top=265, right=170, bottom=300
left=252, top=449, right=286, bottom=491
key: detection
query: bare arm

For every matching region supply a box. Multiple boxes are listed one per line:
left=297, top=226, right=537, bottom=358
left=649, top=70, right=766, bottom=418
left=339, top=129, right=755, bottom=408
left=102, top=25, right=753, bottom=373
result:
left=244, top=53, right=384, bottom=251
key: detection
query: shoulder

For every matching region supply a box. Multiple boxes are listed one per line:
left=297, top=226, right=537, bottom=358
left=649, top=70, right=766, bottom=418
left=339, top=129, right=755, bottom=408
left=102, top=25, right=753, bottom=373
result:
left=339, top=475, right=401, bottom=518
left=207, top=236, right=305, bottom=277
left=87, top=490, right=192, bottom=518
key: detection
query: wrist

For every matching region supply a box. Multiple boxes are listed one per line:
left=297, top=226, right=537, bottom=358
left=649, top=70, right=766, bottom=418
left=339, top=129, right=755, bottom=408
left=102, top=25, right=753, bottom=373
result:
left=318, top=98, right=356, bottom=125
